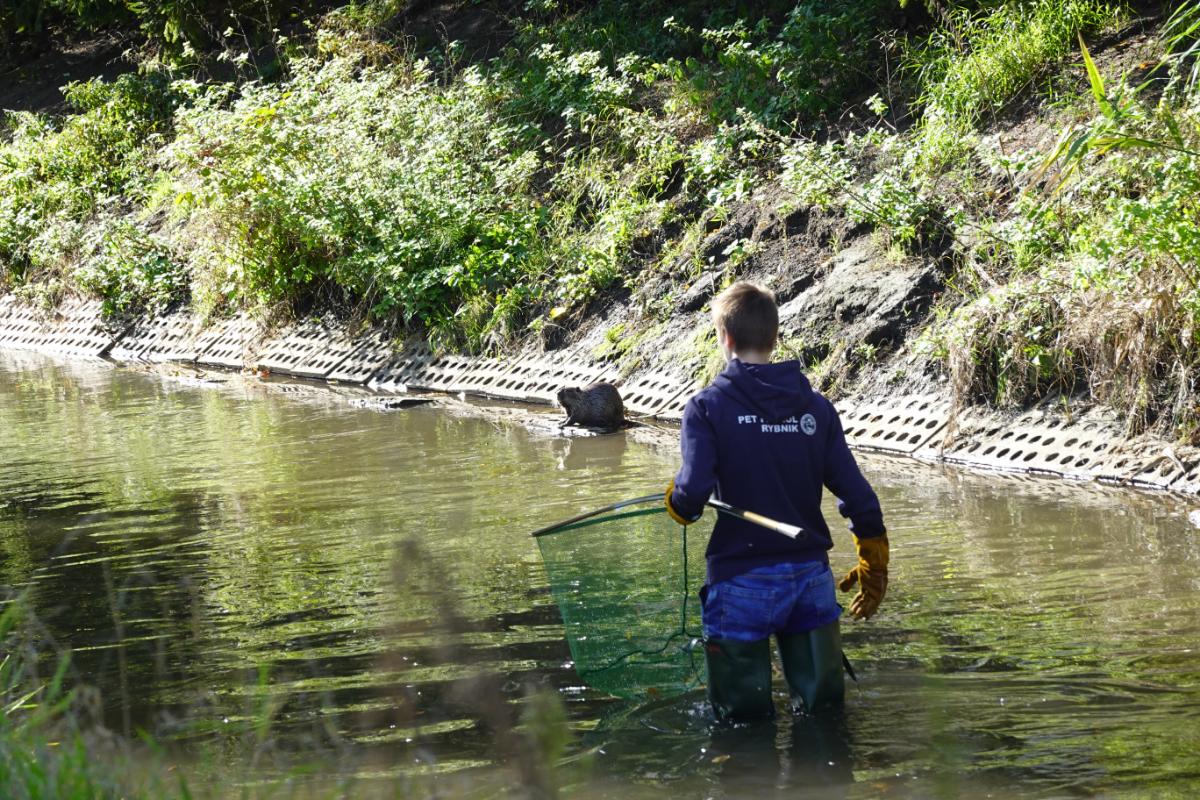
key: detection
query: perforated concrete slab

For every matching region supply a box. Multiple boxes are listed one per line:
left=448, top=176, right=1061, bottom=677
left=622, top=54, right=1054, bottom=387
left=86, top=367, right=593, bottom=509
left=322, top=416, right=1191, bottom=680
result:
left=621, top=371, right=695, bottom=418
left=454, top=356, right=523, bottom=397
left=840, top=394, right=951, bottom=455
left=512, top=351, right=619, bottom=405
left=0, top=299, right=24, bottom=346
left=405, top=353, right=491, bottom=394
left=366, top=344, right=626, bottom=405
left=108, top=318, right=156, bottom=362
left=43, top=299, right=119, bottom=357
left=194, top=314, right=260, bottom=369
left=255, top=319, right=356, bottom=379
left=935, top=406, right=1122, bottom=479
left=480, top=349, right=585, bottom=403
left=1094, top=440, right=1200, bottom=492
left=0, top=299, right=117, bottom=357
left=293, top=325, right=372, bottom=380
left=108, top=311, right=196, bottom=362
left=326, top=332, right=395, bottom=384
left=1170, top=452, right=1200, bottom=494
left=477, top=357, right=540, bottom=400
left=367, top=343, right=436, bottom=392
left=651, top=385, right=698, bottom=422
left=0, top=303, right=45, bottom=350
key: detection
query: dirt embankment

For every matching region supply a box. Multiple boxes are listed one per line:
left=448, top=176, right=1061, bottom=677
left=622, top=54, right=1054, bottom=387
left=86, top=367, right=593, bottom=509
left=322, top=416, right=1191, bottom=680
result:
left=555, top=189, right=950, bottom=405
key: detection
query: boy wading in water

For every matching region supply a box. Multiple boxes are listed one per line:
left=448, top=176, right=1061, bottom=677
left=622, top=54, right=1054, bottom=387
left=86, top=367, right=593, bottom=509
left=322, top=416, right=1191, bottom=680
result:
left=665, top=281, right=889, bottom=721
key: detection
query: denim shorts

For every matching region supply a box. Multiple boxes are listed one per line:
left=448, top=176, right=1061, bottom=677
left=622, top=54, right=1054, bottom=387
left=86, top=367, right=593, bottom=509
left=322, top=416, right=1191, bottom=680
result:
left=701, top=561, right=841, bottom=641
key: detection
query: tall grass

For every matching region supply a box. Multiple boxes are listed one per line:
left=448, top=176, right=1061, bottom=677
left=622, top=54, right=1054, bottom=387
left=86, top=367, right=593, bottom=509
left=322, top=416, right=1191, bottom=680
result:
left=0, top=598, right=145, bottom=799
left=911, top=0, right=1121, bottom=168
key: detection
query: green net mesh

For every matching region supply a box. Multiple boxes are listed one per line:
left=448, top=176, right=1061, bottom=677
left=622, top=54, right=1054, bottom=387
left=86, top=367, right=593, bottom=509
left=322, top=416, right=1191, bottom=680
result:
left=534, top=497, right=713, bottom=701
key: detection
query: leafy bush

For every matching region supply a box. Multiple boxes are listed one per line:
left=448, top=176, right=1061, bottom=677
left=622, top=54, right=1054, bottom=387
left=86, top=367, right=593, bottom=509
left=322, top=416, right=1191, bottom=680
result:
left=76, top=221, right=187, bottom=317
left=780, top=139, right=855, bottom=210
left=1, top=0, right=326, bottom=62
left=164, top=56, right=552, bottom=343
left=780, top=129, right=944, bottom=249
left=0, top=70, right=181, bottom=284
left=511, top=0, right=900, bottom=132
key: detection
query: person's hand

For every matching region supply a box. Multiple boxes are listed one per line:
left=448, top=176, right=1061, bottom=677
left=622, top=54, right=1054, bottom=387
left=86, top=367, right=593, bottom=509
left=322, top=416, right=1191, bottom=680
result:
left=838, top=534, right=889, bottom=620
left=665, top=479, right=702, bottom=526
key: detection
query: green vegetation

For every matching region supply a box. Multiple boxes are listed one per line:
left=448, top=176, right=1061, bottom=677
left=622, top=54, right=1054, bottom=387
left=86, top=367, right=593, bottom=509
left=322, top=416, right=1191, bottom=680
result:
left=776, top=0, right=1200, bottom=441
left=0, top=71, right=184, bottom=313
left=911, top=0, right=1117, bottom=169
left=2, top=0, right=1199, bottom=437
left=1, top=0, right=905, bottom=346
left=927, top=8, right=1200, bottom=439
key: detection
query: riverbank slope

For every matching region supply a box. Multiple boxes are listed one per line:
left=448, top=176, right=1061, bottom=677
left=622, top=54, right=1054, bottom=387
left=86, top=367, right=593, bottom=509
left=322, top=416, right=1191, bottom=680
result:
left=2, top=0, right=1199, bottom=489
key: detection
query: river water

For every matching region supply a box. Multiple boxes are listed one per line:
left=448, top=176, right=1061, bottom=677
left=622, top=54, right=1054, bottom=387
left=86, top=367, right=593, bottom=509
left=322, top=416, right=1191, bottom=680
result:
left=1, top=350, right=1199, bottom=798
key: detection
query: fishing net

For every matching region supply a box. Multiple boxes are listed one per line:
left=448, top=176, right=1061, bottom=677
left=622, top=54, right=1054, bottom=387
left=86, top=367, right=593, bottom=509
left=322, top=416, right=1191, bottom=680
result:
left=533, top=496, right=713, bottom=701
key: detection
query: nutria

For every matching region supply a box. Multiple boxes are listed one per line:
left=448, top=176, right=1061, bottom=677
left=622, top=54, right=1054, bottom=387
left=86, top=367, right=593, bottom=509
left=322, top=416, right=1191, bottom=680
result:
left=557, top=382, right=625, bottom=431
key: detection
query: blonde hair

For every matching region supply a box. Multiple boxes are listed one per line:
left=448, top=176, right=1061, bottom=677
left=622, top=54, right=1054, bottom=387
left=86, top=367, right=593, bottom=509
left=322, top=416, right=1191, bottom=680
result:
left=711, top=281, right=778, bottom=353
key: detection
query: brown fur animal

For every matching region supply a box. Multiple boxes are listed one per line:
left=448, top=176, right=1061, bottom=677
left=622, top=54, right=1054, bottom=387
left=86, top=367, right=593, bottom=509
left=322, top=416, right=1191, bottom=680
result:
left=557, top=382, right=625, bottom=431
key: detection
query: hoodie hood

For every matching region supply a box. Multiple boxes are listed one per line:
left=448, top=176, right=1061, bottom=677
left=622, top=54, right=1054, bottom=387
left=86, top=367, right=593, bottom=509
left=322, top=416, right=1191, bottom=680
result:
left=712, top=359, right=813, bottom=422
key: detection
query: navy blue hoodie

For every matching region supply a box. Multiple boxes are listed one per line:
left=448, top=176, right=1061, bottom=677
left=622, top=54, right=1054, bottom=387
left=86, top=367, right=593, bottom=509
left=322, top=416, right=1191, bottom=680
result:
left=671, top=358, right=885, bottom=585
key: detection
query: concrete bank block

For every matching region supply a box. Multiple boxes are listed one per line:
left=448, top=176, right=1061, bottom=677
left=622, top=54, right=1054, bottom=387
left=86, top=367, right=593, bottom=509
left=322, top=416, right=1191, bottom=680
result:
left=109, top=311, right=199, bottom=363
left=0, top=299, right=41, bottom=349
left=1170, top=455, right=1200, bottom=494
left=406, top=352, right=491, bottom=394
left=44, top=299, right=118, bottom=357
left=367, top=343, right=435, bottom=392
left=620, top=371, right=696, bottom=420
left=479, top=348, right=583, bottom=403
left=326, top=331, right=395, bottom=384
left=454, top=356, right=521, bottom=397
left=1094, top=439, right=1200, bottom=492
left=0, top=297, right=118, bottom=357
left=367, top=345, right=620, bottom=404
left=477, top=352, right=555, bottom=400
left=934, top=405, right=1121, bottom=480
left=511, top=349, right=619, bottom=405
left=255, top=318, right=372, bottom=379
left=841, top=394, right=950, bottom=455
left=194, top=314, right=260, bottom=369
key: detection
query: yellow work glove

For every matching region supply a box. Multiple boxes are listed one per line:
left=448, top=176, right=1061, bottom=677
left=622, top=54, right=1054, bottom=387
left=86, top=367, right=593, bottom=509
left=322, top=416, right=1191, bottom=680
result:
left=838, top=534, right=889, bottom=620
left=665, top=479, right=702, bottom=526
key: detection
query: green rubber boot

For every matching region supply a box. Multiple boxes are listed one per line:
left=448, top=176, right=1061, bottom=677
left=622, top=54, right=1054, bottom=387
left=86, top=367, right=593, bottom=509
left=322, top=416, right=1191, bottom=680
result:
left=704, top=637, right=775, bottom=722
left=777, top=621, right=845, bottom=713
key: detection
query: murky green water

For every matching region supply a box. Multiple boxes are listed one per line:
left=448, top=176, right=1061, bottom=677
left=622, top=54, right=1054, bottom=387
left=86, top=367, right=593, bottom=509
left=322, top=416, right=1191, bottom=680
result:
left=2, top=350, right=1199, bottom=798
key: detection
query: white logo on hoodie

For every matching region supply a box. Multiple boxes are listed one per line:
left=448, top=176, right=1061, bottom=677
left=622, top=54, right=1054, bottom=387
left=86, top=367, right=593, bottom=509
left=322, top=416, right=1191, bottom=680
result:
left=800, top=414, right=817, bottom=435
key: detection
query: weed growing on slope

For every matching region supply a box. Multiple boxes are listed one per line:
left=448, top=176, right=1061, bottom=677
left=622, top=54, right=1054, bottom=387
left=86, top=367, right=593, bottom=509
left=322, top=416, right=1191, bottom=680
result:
left=933, top=31, right=1200, bottom=439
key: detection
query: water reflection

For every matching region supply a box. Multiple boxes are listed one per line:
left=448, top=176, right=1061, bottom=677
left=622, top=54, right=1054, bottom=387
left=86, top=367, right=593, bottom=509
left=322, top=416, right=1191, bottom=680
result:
left=2, top=350, right=1200, bottom=796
